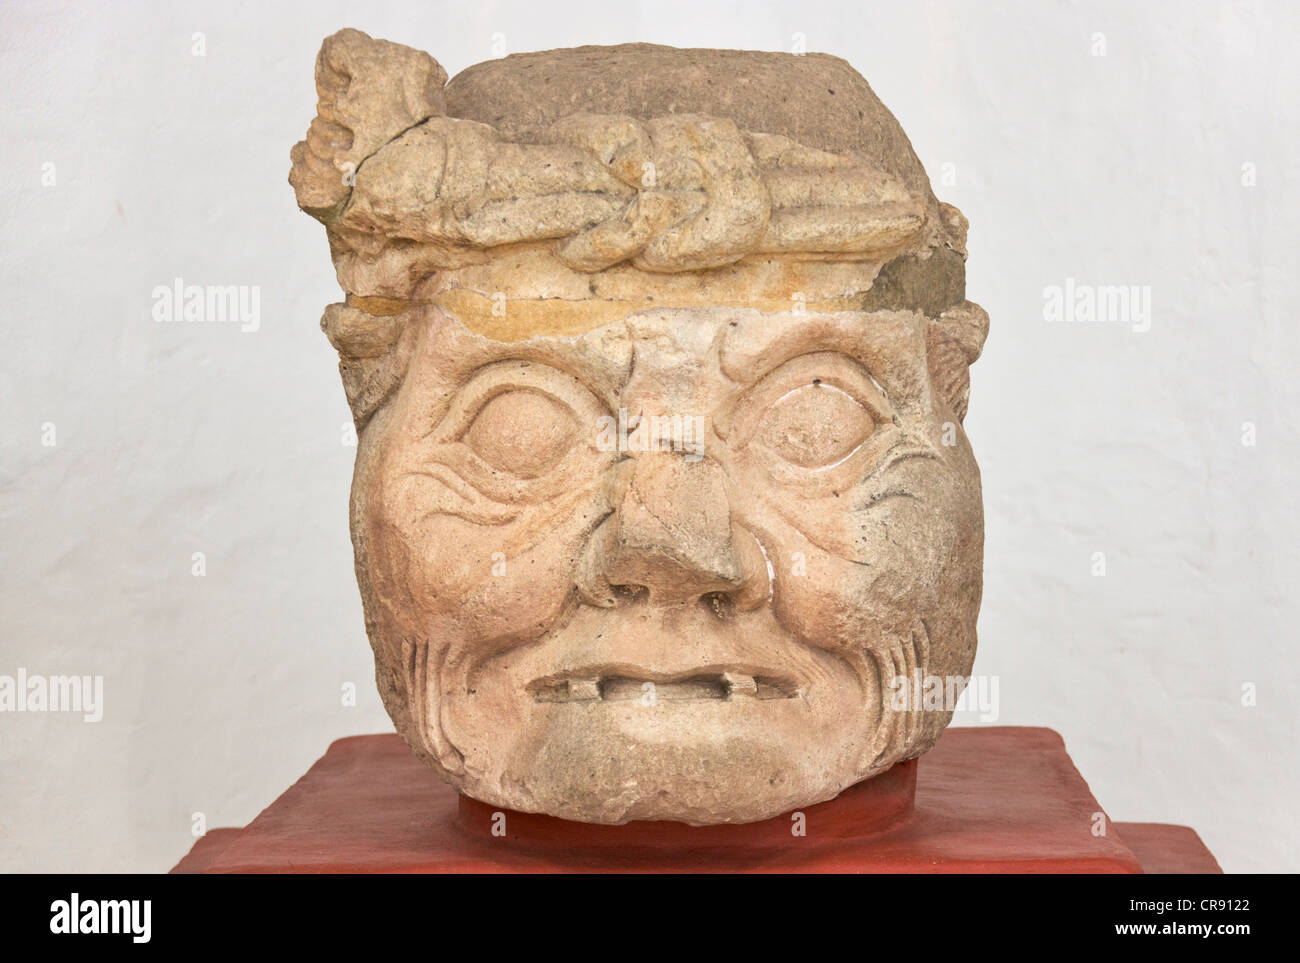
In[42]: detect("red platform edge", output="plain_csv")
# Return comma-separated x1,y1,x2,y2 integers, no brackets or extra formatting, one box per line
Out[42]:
172,727,1221,874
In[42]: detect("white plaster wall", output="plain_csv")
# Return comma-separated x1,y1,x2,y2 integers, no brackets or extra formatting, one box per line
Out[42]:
1,0,1295,872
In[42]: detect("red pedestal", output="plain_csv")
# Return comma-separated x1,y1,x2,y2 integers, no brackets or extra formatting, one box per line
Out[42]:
172,727,1220,874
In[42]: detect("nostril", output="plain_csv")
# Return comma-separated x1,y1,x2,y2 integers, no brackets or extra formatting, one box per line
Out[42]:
701,591,734,620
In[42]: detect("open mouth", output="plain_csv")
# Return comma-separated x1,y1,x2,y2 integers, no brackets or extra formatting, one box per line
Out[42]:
529,671,800,703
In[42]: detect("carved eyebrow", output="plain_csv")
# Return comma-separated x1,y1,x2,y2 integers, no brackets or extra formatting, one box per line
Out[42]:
420,357,612,447
468,339,631,413
718,310,931,413
716,313,873,383
711,349,891,444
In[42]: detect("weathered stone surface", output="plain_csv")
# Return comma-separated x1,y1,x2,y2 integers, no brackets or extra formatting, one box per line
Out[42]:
290,28,446,220
443,43,937,200
290,29,989,825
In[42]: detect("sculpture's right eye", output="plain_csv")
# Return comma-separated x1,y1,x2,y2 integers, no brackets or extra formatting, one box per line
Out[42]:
462,388,577,479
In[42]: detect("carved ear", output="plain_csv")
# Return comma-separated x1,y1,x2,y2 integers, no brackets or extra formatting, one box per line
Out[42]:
321,302,414,430
927,301,989,422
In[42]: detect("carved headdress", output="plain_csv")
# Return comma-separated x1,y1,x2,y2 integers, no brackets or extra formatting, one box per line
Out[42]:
291,29,988,425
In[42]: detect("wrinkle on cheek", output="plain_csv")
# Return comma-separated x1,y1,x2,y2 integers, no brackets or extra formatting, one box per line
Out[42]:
757,537,899,711
378,482,608,653
852,501,954,579
766,491,941,572
745,491,954,658
757,534,890,644
453,517,598,650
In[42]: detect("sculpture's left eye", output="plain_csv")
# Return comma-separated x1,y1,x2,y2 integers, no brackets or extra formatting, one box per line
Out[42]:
757,383,876,468
463,389,577,478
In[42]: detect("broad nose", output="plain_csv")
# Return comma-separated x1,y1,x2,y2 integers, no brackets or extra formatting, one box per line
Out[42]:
600,455,745,603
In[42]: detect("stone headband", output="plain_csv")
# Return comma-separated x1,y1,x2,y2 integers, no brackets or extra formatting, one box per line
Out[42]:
290,29,988,424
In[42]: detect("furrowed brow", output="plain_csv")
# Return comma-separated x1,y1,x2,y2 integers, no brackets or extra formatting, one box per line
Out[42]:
718,310,931,414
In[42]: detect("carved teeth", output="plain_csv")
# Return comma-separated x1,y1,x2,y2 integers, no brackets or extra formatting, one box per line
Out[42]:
530,672,796,703
722,672,758,698
567,678,602,701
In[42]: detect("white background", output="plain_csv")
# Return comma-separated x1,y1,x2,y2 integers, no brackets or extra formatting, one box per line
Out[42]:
1,0,1296,873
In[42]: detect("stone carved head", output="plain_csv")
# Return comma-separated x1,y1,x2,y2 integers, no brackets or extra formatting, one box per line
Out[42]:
291,29,989,824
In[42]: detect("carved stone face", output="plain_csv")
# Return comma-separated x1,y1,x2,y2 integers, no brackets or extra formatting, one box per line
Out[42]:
292,29,989,823
351,304,981,822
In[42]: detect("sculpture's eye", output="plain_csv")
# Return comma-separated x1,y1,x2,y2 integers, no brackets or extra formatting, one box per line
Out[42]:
757,382,876,468
463,389,577,478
